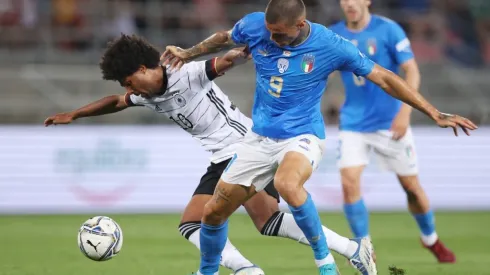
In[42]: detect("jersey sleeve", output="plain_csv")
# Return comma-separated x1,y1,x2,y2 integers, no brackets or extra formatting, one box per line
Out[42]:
183,59,219,87
124,93,145,106
387,22,414,65
334,34,375,77
230,12,264,45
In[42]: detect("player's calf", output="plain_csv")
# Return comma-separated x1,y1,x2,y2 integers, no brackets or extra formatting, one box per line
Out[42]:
178,194,258,272
340,166,370,239
199,180,255,275
275,152,336,271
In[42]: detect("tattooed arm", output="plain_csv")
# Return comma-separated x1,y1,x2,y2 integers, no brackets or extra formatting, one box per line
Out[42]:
161,30,237,70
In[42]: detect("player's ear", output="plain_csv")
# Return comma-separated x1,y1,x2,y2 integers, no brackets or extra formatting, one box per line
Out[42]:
296,19,306,30
139,65,147,73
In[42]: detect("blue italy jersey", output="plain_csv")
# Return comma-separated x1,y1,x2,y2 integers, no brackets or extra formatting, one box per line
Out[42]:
231,12,374,139
329,15,415,132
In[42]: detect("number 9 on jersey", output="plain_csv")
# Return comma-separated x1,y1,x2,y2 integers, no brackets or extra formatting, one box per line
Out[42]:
268,76,283,98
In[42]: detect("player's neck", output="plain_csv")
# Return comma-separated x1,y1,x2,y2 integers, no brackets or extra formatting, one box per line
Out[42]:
347,13,371,32
157,65,168,95
290,22,310,47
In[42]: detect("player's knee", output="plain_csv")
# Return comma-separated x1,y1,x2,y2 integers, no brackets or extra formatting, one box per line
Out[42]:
273,176,298,197
202,201,228,225
400,176,424,203
341,170,361,195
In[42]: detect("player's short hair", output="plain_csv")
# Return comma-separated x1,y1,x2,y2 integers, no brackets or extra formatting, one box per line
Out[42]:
99,34,160,84
265,0,306,26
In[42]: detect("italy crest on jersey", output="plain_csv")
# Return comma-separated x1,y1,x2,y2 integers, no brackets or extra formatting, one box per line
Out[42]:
301,54,315,74
367,38,377,56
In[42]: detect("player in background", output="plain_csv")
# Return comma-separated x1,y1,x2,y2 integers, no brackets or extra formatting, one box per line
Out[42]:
45,34,375,275
328,0,455,263
162,0,476,274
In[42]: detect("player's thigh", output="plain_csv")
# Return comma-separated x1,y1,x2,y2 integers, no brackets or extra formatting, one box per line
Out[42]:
221,132,276,192
203,179,256,225
243,183,280,232
337,131,370,169
275,135,325,190
373,129,419,176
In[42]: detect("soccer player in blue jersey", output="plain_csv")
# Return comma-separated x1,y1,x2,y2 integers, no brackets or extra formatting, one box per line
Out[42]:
162,0,477,274
328,0,456,263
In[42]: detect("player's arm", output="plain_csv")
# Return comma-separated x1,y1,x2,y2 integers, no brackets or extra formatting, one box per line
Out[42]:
161,13,257,69
161,29,237,70
389,59,421,139
398,59,421,115
335,32,476,136
44,94,130,126
213,47,251,77
365,65,476,135
386,22,422,139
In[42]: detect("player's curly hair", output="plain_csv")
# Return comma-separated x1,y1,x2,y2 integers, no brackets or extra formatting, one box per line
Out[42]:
99,34,160,84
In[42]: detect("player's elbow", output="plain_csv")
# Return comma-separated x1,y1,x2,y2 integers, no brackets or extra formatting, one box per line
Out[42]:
368,66,393,91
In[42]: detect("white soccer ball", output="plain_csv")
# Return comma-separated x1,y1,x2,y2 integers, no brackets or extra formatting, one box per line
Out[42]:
233,266,265,275
77,216,123,261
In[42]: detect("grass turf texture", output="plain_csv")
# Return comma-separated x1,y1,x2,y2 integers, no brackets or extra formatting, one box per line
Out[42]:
1,212,489,275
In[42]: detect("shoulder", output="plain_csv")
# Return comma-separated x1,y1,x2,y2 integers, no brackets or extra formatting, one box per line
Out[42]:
237,12,265,30
311,23,348,49
372,15,404,32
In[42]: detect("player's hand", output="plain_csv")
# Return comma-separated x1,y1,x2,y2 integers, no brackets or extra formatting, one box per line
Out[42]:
44,112,76,126
160,46,190,70
222,46,251,66
433,112,478,136
390,112,410,140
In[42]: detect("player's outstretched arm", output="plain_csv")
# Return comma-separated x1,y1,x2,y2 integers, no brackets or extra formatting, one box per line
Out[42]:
214,47,251,76
366,64,478,136
390,59,421,140
44,95,129,126
161,29,236,70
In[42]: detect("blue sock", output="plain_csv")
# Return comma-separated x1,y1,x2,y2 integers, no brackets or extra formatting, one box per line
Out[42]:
288,193,329,261
413,210,435,236
343,199,369,238
199,220,228,275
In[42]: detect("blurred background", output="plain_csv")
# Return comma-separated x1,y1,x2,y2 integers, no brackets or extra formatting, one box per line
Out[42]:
0,0,489,124
0,1,489,274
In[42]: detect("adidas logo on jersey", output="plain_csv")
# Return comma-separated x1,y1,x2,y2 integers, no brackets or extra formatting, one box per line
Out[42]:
154,105,162,111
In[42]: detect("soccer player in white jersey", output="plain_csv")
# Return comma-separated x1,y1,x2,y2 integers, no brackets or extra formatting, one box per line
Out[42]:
45,34,374,275
328,0,455,262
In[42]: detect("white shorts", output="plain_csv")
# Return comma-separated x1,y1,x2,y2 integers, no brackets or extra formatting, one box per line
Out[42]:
221,131,325,191
337,129,418,176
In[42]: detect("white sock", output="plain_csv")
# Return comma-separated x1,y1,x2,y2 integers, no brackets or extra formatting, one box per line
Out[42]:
276,213,358,258
188,228,254,272
315,253,336,267
421,232,438,246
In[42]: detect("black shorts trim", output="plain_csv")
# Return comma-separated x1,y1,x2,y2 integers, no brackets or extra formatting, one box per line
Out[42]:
192,158,280,203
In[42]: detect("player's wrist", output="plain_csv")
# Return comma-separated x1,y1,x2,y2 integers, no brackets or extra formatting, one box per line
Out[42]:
70,111,80,120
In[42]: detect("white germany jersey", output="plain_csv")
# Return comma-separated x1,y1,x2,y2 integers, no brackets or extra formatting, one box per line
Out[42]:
125,59,252,163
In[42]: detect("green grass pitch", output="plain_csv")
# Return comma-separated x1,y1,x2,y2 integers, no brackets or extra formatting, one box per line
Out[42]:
1,212,489,275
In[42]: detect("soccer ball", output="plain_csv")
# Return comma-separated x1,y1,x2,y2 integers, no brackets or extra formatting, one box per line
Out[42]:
233,266,265,275
77,216,123,261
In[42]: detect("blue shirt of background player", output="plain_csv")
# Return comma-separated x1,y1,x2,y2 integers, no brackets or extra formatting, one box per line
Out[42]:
231,12,375,139
329,15,415,132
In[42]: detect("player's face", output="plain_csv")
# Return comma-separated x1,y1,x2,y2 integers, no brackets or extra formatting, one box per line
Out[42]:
340,0,371,23
266,19,306,47
123,66,162,98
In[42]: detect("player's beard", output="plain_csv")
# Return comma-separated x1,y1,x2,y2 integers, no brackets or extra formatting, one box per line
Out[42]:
155,65,169,96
